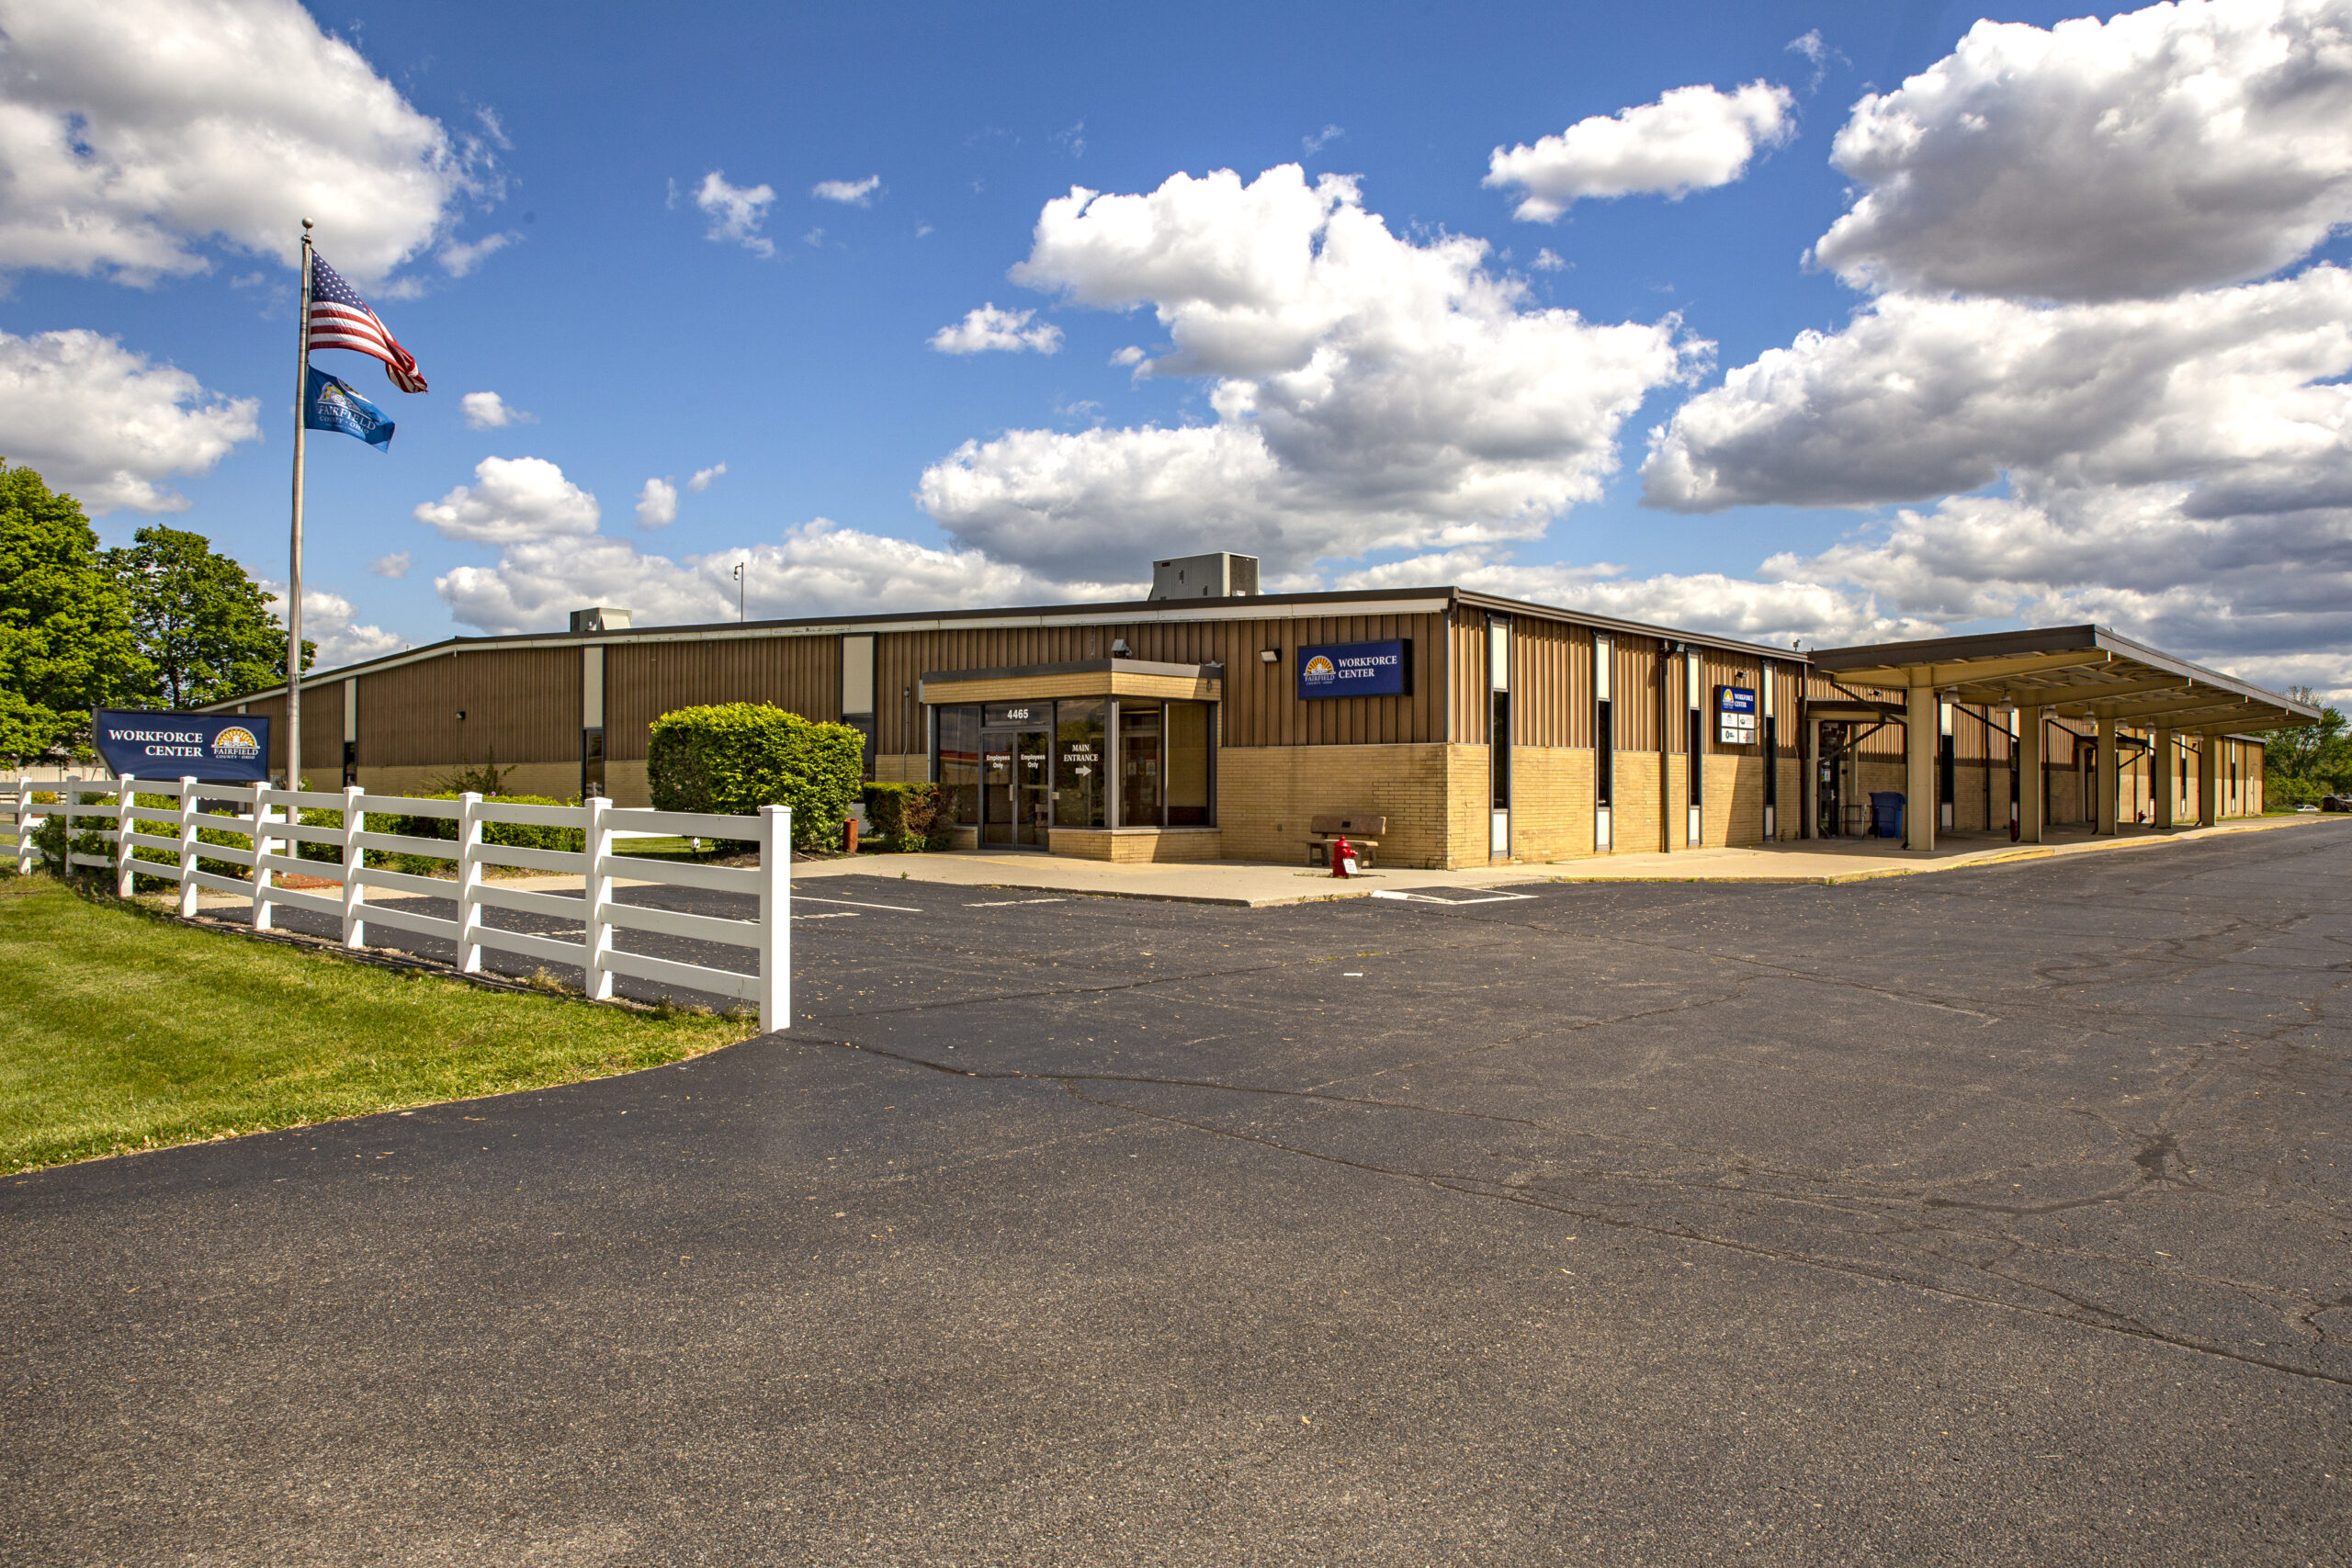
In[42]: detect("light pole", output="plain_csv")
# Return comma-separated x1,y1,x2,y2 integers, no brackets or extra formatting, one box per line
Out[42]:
733,560,745,622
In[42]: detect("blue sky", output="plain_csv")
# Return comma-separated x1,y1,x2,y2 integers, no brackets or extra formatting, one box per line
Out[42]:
7,0,2352,698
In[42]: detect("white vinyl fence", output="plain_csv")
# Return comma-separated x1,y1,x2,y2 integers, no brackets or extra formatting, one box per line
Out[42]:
1,776,790,1032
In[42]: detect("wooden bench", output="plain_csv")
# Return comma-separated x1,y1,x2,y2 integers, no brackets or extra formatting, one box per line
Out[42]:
1306,813,1385,867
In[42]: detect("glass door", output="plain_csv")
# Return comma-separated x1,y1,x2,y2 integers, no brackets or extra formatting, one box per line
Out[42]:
981,725,1053,848
1014,728,1050,846
981,730,1016,846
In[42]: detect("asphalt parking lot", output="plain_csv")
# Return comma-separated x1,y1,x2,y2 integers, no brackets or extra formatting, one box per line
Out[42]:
6,824,2350,1565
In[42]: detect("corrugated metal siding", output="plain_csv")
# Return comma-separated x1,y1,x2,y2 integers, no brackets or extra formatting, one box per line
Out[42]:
605,637,839,761
355,647,580,770
880,612,1450,752
1611,635,1665,751
1511,615,1589,749
243,687,344,778
1451,611,1488,745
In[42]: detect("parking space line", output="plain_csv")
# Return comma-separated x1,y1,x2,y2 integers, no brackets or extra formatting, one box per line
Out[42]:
965,898,1067,907
797,895,923,912
1369,888,1541,906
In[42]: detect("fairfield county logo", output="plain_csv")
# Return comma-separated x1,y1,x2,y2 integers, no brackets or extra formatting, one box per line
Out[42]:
1302,654,1338,685
211,727,262,760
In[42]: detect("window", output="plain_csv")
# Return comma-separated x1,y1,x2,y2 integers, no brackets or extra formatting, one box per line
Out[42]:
1053,699,1106,828
1488,615,1511,811
1119,702,1161,826
344,739,361,789
1595,701,1613,807
579,728,604,799
1167,702,1212,825
935,705,979,825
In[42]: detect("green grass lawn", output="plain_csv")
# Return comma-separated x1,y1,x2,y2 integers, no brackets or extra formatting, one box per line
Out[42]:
0,874,758,1173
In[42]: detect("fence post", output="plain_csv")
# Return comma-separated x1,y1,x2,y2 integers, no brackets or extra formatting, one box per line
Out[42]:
59,774,76,877
455,791,485,973
114,773,136,897
250,787,277,932
175,776,200,918
583,795,615,999
757,804,790,1032
341,784,368,949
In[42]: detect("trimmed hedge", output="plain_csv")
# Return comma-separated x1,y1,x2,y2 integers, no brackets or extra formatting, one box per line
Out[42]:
648,703,864,852
861,783,953,852
361,793,584,874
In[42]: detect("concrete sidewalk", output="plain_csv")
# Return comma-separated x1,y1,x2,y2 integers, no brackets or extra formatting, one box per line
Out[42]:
177,810,2335,912
797,810,2336,906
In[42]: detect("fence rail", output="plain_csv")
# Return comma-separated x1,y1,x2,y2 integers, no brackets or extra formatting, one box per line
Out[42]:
0,776,790,1031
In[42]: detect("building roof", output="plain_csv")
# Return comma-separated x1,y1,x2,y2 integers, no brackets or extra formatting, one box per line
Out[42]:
205,584,1805,706
1809,624,2318,733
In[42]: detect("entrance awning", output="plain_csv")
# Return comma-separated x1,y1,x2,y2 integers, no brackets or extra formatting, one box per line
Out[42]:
919,659,1222,706
1808,626,2320,734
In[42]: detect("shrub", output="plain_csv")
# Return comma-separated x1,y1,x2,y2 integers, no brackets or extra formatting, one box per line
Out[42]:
861,783,952,852
361,792,585,875
647,703,864,852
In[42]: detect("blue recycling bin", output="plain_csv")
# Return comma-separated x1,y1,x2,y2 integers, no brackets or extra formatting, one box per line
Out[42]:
1869,791,1905,840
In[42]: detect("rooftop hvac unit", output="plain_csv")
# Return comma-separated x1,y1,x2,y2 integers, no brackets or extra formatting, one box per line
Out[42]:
1148,552,1260,600
569,606,633,633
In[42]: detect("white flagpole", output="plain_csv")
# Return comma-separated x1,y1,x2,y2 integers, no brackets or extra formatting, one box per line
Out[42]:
287,220,313,788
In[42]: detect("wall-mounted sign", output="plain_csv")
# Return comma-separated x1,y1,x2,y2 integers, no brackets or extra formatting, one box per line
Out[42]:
92,709,274,783
1297,639,1411,699
1716,686,1758,746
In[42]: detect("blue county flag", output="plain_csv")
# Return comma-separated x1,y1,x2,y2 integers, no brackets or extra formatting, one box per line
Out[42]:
305,365,394,449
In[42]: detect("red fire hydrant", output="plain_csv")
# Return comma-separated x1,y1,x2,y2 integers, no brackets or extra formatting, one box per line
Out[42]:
1329,832,1355,878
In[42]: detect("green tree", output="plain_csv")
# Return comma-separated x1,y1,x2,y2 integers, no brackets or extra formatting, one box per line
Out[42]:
0,462,147,761
2262,686,2349,805
104,525,310,709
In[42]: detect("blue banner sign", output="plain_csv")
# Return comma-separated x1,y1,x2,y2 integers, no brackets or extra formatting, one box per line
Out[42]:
1716,685,1758,745
1298,639,1411,699
92,709,273,783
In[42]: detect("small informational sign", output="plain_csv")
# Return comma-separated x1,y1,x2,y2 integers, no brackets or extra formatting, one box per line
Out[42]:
92,709,273,782
1716,686,1758,746
1298,639,1411,699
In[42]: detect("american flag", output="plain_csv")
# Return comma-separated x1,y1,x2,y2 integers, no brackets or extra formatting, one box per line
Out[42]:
306,254,427,394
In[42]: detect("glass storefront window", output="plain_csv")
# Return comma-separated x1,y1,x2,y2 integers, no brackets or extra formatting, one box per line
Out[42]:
935,705,979,825
1053,699,1106,828
1167,701,1211,825
1119,702,1161,827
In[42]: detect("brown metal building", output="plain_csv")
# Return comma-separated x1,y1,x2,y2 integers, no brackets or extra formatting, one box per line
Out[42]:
209,573,2301,870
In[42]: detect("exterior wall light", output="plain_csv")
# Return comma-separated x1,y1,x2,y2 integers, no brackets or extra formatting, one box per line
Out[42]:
1111,638,1132,658
1260,649,1280,663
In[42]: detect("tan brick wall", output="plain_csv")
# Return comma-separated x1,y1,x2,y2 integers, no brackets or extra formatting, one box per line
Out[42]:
1612,751,1662,853
1667,753,1691,848
1216,743,1458,868
1448,744,1492,867
1702,754,1764,847
1504,747,1596,862
1046,828,1225,862
1776,756,1804,840
873,753,926,784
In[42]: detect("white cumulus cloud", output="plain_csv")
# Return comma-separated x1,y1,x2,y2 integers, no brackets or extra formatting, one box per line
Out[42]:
928,303,1064,355
1485,82,1796,220
687,462,726,492
635,476,678,528
1628,0,2352,698
811,175,881,206
0,328,260,513
0,0,489,285
1813,0,2352,301
459,390,529,430
367,550,410,579
414,457,600,544
434,518,1135,637
259,580,402,669
695,170,775,256
920,164,1698,582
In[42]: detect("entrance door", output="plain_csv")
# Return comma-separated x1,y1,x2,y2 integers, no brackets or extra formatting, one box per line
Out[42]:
981,726,1052,848
1816,721,1846,838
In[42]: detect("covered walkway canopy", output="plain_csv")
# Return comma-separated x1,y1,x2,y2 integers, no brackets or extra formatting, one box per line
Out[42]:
1808,625,2320,851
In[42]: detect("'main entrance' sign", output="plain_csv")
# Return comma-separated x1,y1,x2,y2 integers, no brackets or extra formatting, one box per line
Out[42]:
1297,639,1411,699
